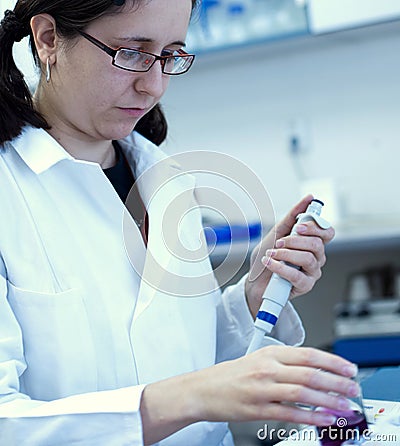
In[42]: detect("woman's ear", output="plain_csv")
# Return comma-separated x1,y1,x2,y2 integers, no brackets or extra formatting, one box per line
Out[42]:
30,14,58,66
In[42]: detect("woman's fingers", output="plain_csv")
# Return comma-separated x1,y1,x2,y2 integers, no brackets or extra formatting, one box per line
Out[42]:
253,346,358,391
272,234,326,265
247,347,359,424
267,383,352,413
274,194,315,240
261,254,319,296
272,366,357,396
192,346,358,427
260,227,332,297
247,197,334,300
267,346,357,377
264,249,320,276
256,402,337,427
264,367,358,414
295,220,335,245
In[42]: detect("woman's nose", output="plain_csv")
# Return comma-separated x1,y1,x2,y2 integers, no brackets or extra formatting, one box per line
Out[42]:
134,62,168,98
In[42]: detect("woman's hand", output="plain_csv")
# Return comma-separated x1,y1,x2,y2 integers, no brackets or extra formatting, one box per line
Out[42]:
245,195,335,319
140,346,359,445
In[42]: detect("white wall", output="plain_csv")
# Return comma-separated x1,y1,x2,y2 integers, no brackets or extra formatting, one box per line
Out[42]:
162,20,400,224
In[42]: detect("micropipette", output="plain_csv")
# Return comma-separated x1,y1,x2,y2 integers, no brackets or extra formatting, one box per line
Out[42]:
246,199,331,354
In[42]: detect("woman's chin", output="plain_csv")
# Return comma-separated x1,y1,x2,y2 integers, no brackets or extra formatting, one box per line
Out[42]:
102,122,137,141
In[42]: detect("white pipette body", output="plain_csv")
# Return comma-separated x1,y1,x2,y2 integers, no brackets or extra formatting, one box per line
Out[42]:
246,199,331,354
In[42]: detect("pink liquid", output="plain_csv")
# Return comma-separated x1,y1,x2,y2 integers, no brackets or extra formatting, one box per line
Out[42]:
316,409,369,446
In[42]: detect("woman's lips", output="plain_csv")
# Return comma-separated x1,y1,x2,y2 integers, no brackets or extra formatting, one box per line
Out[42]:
117,107,147,118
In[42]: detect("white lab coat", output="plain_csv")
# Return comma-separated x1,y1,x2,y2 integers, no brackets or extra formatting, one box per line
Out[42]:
0,126,305,446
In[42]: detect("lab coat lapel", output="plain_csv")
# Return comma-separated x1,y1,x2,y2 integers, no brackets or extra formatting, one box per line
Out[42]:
131,158,197,321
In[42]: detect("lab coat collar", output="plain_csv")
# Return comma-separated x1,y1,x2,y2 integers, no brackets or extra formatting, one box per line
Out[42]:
119,130,194,213
118,130,183,179
10,126,75,174
9,126,181,178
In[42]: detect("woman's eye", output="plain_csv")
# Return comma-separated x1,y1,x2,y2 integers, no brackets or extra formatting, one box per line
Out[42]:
161,50,176,57
119,49,139,60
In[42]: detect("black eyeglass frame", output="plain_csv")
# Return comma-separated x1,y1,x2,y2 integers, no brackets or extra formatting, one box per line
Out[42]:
78,31,195,75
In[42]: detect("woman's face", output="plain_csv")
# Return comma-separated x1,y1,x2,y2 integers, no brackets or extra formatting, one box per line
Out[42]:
46,0,192,142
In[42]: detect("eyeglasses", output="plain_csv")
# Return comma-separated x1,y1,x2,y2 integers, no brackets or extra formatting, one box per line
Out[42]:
78,31,195,75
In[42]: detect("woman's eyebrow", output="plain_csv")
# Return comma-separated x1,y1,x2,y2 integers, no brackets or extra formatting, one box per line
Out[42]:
117,36,186,47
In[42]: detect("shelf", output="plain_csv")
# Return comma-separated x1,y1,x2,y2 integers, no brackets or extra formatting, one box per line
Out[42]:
307,0,400,34
187,0,400,55
328,218,400,253
187,0,309,53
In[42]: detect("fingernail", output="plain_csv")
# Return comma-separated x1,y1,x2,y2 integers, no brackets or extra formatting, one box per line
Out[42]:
348,382,360,398
320,414,336,426
296,224,307,234
343,364,358,377
338,397,350,410
261,256,272,266
262,252,275,266
275,239,284,248
266,249,276,257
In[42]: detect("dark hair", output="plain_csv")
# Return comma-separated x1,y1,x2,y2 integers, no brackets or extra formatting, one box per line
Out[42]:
0,0,199,146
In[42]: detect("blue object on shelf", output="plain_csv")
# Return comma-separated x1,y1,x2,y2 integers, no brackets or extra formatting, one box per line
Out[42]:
204,222,262,245
228,4,245,15
333,336,400,367
199,0,220,37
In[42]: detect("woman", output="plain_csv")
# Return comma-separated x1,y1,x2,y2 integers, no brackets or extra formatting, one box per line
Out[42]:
0,1,358,445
